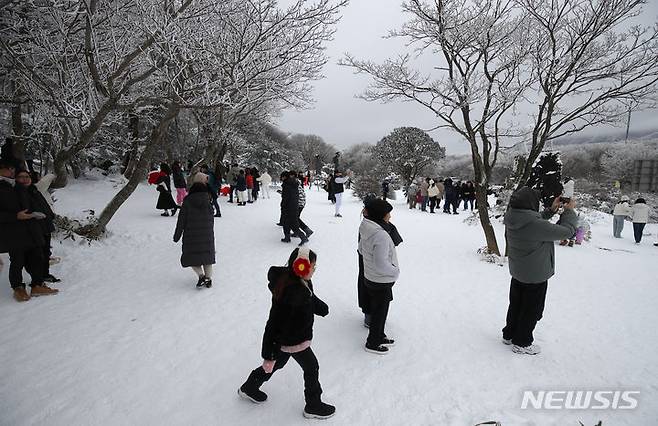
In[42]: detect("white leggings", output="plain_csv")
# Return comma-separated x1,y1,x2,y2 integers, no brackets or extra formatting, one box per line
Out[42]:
191,264,213,279
335,192,343,215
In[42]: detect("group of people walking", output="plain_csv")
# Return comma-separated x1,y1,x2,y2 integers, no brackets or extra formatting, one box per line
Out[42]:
406,177,476,214
612,196,652,243
279,171,314,245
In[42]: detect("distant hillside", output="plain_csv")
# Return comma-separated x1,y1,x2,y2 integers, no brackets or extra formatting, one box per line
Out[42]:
551,128,658,146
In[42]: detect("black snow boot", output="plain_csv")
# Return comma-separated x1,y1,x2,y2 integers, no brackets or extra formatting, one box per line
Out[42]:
281,237,291,243
303,402,336,419
204,278,212,288
364,343,389,355
196,276,206,288
238,386,268,404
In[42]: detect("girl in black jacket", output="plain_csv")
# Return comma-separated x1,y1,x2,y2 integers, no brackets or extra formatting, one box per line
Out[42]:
239,248,335,420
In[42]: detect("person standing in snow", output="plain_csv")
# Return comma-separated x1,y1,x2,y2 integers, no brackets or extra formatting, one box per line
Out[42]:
258,170,272,199
252,168,261,201
155,163,178,217
612,196,632,238
238,247,335,420
227,163,240,203
358,198,403,329
173,173,216,289
281,171,309,245
358,199,400,354
0,161,59,302
427,179,440,213
382,179,390,201
630,198,650,244
199,164,221,217
419,178,429,212
172,161,187,206
443,178,459,214
16,169,60,284
246,168,255,203
297,171,313,238
236,169,248,206
332,170,347,217
502,188,578,355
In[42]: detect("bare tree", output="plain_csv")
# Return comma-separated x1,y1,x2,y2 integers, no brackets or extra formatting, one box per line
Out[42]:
515,0,658,186
341,0,531,255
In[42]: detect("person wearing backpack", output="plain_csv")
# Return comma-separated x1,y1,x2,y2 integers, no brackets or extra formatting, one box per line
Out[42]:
238,248,335,420
630,198,650,244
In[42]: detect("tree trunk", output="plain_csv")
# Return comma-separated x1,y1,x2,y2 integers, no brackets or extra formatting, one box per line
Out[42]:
10,85,26,166
80,104,180,238
475,184,500,255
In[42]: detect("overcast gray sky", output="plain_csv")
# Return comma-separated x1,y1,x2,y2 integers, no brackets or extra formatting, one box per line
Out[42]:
277,0,658,155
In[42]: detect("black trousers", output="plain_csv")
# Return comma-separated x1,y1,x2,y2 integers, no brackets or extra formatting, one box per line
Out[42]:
229,185,235,202
633,222,646,243
365,281,393,347
283,215,305,240
242,347,322,405
429,196,438,213
298,206,311,233
357,253,369,314
502,278,548,347
9,246,45,288
210,195,221,215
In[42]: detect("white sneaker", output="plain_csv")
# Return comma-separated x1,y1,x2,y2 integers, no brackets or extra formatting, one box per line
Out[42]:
501,338,512,345
512,344,541,355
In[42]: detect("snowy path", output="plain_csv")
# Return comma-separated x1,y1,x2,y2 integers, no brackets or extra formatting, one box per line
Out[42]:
1,178,657,426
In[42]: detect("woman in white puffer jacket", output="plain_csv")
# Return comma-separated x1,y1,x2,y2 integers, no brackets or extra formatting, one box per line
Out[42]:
630,198,650,243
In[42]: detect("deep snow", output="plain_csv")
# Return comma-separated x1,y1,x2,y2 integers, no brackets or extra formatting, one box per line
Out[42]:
1,177,657,426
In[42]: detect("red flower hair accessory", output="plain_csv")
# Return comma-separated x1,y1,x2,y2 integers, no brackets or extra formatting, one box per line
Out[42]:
292,247,312,278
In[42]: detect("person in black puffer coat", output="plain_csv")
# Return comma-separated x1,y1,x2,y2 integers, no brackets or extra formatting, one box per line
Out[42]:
1,164,59,301
173,178,216,288
239,248,335,420
16,169,60,283
281,171,308,245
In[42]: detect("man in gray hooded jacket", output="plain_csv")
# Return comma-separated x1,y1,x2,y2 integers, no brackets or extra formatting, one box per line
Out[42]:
502,187,578,355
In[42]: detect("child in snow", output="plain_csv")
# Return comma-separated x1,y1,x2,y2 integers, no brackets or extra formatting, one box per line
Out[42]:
173,173,216,288
238,248,335,420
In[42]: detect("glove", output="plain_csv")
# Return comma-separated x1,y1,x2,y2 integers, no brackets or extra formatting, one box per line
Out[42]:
262,359,275,374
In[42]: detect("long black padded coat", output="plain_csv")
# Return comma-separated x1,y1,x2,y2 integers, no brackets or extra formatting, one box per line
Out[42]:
173,183,215,267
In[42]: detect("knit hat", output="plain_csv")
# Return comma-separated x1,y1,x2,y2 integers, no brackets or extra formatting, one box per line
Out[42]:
509,187,541,211
366,199,393,221
292,247,312,278
192,172,208,184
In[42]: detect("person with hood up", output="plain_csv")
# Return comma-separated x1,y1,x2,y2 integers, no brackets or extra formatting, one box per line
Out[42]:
630,198,650,244
502,187,578,355
238,248,335,420
358,199,400,355
612,195,632,238
173,173,216,288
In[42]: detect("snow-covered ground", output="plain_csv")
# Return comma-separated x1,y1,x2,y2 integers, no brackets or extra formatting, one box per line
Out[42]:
1,177,657,426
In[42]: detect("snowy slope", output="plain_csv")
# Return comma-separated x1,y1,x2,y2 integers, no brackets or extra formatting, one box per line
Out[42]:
1,178,657,426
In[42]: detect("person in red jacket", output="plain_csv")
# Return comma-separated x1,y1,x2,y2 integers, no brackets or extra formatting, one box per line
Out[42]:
246,168,255,203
